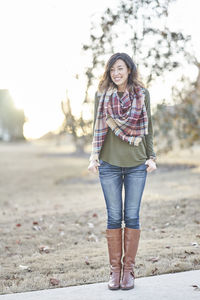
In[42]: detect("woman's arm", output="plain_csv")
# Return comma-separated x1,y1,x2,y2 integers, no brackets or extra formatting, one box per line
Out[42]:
144,89,156,161
88,91,100,173
92,91,100,135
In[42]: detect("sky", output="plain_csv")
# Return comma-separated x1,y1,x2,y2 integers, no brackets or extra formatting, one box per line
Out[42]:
0,0,200,139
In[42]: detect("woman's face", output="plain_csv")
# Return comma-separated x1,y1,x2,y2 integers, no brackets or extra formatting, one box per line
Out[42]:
110,59,130,89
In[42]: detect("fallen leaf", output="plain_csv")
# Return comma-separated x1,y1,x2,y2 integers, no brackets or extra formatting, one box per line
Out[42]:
19,265,32,272
191,285,200,291
92,213,98,218
152,267,158,275
39,245,50,253
50,278,59,286
193,259,200,265
194,220,200,224
33,221,39,225
148,257,159,263
185,250,195,255
88,233,98,242
85,256,90,265
19,265,28,270
191,242,199,247
33,225,41,231
87,222,94,228
16,223,21,227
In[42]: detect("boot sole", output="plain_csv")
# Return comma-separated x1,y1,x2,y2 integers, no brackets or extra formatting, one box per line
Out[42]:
108,286,120,290
120,285,134,290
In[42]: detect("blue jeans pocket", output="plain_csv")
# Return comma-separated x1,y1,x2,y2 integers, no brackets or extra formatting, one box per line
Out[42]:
99,159,104,166
99,159,110,166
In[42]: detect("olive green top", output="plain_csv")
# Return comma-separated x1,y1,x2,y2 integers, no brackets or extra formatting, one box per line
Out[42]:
92,88,156,167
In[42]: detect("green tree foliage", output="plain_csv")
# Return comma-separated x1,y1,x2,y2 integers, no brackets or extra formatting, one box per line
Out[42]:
0,90,25,141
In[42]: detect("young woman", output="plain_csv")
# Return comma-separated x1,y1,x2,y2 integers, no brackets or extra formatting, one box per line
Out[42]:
88,53,157,290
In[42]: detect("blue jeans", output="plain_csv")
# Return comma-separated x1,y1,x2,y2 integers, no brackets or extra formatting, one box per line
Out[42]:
98,160,147,229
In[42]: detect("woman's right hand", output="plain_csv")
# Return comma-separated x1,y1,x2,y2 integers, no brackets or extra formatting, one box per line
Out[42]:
88,160,100,174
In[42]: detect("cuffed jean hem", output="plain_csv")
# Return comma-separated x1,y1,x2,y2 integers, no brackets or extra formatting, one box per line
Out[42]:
124,217,140,229
107,224,122,229
107,218,122,229
107,222,140,229
124,224,140,229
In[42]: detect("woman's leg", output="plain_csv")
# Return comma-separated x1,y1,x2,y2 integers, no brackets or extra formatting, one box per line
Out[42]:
121,162,147,290
98,160,123,290
98,160,123,229
123,162,147,229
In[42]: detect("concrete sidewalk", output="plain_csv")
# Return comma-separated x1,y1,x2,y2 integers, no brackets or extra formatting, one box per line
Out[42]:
0,270,200,300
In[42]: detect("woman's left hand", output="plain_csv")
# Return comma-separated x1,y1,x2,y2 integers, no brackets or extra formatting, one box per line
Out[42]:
145,159,157,173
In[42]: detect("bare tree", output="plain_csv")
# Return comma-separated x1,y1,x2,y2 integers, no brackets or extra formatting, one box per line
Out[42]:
0,90,25,141
61,91,93,154
82,0,191,100
153,58,200,154
172,58,200,147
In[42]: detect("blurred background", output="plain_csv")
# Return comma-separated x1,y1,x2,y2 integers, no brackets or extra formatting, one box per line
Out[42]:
0,0,200,295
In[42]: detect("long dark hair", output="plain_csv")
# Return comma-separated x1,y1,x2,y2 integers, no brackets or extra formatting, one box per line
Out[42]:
98,52,145,93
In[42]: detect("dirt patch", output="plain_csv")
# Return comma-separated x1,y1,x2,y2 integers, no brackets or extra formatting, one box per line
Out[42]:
0,142,200,294
55,176,99,185
156,162,196,172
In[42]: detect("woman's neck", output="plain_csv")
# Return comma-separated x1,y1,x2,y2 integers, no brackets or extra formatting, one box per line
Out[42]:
117,83,127,92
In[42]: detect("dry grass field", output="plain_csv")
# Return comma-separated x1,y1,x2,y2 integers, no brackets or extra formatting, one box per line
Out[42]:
0,140,200,294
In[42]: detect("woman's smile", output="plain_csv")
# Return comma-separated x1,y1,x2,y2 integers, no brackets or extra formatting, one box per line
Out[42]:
110,59,130,90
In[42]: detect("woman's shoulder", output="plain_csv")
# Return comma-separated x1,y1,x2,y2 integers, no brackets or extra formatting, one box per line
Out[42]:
94,91,99,103
95,90,102,98
142,87,150,102
94,90,104,103
140,86,149,97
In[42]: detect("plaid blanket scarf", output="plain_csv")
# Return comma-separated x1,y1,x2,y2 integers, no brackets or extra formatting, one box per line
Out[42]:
89,85,148,162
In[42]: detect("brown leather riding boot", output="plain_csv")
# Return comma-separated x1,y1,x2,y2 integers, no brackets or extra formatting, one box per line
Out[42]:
121,228,140,290
106,228,122,290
